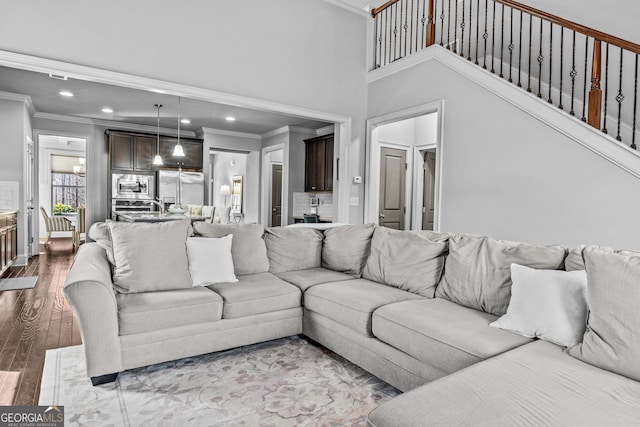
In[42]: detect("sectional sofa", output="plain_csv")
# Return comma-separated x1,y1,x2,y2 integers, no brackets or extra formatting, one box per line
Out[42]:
63,220,640,425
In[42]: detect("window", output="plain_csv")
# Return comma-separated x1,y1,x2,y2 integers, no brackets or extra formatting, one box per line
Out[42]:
51,173,86,211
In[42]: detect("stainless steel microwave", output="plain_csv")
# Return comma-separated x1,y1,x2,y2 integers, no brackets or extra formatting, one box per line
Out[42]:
112,174,155,200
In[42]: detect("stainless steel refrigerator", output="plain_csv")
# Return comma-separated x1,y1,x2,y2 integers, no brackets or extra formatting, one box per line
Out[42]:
158,170,205,206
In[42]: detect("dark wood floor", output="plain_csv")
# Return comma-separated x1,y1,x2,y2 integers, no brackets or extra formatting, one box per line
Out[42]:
0,238,81,406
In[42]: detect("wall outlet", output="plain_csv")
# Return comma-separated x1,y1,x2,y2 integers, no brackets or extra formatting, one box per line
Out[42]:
353,176,363,184
349,196,360,207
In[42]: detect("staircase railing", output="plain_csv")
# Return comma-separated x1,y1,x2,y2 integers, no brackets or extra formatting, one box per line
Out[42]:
371,0,640,149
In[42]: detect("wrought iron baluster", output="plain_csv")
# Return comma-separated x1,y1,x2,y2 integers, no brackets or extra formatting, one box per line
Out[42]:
460,0,465,57
615,47,624,141
499,4,505,78
447,0,451,49
632,54,638,149
393,4,398,61
570,31,577,115
581,37,588,121
467,0,473,60
527,14,532,92
491,1,496,73
422,0,427,50
374,14,379,69
440,0,445,46
558,27,564,109
410,0,414,54
453,0,458,53
603,43,610,133
384,9,388,66
537,18,543,98
400,0,405,58
475,0,480,64
483,0,488,69
548,22,553,103
508,7,514,82
517,10,523,87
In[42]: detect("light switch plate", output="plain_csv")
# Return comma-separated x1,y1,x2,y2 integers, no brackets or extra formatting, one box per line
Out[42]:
349,196,360,206
353,176,363,184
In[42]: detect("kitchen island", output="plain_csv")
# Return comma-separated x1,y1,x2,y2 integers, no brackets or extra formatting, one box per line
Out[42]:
112,211,207,223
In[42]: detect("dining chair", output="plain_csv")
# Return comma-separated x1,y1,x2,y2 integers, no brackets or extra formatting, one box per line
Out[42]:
75,206,86,247
40,206,76,248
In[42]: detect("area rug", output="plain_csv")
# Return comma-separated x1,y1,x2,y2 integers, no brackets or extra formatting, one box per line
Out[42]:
0,276,37,291
39,336,400,426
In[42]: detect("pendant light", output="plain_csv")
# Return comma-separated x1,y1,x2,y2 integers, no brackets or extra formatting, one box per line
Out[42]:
152,104,164,166
173,96,185,157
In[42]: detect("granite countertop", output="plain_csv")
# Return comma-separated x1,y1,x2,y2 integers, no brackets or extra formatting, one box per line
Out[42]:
113,211,206,223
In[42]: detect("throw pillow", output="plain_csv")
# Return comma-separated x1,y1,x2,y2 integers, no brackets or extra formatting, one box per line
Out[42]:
564,244,615,271
436,234,567,316
568,247,640,381
322,223,376,277
362,227,448,297
192,222,269,275
186,235,237,286
109,220,193,293
264,227,324,274
490,263,588,347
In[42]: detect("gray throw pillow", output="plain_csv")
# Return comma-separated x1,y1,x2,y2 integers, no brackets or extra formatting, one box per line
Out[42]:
192,222,269,275
322,223,376,277
109,220,193,293
564,244,614,271
435,234,567,316
87,220,115,265
362,227,448,297
568,248,640,381
264,227,324,274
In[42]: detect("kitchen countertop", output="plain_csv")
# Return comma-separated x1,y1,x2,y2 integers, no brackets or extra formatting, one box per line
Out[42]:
112,211,207,223
293,216,333,222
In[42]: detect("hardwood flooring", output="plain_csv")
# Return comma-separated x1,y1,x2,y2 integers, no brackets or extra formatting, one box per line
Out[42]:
0,238,80,406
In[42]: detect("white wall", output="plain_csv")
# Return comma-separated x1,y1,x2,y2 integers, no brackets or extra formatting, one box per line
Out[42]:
0,1,369,223
368,57,640,250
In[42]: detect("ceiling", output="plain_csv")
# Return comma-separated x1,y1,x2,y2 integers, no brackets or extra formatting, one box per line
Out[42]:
0,66,331,136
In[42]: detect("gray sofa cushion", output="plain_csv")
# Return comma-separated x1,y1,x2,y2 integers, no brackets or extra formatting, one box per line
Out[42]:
275,267,356,292
564,244,615,271
304,279,423,337
207,272,301,319
362,227,448,297
117,287,223,335
372,299,532,374
568,247,640,382
322,223,376,276
436,234,567,315
264,227,324,273
87,220,115,264
109,220,193,293
367,340,640,427
193,223,269,275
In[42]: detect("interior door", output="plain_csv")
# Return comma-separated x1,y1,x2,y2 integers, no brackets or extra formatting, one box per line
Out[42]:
271,164,283,227
378,147,406,230
422,151,436,231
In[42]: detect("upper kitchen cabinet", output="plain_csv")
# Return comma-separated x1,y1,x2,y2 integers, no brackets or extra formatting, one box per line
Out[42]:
305,134,334,192
108,131,156,172
159,138,203,170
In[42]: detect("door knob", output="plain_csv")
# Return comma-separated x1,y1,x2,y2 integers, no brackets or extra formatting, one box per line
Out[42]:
273,208,277,212
379,214,386,219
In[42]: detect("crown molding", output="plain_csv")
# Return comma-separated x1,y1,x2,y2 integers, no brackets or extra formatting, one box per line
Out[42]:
260,126,290,140
0,90,36,115
323,0,369,17
316,125,335,136
33,112,196,137
288,126,318,136
200,127,262,140
261,125,322,140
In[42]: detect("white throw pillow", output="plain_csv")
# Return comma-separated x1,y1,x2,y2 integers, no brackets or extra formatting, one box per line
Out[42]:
186,235,238,286
490,263,588,347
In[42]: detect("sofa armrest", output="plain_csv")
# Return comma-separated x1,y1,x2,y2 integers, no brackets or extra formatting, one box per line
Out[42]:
63,243,123,377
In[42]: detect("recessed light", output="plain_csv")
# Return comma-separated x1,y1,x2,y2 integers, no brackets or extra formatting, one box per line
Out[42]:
59,90,74,97
225,116,236,122
102,107,114,113
181,118,191,124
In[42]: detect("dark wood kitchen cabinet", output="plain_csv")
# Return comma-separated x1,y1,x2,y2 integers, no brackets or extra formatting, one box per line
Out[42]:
305,134,334,192
0,210,18,278
108,131,156,172
159,138,203,170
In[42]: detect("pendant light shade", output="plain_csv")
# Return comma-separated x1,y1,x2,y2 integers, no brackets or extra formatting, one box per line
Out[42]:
173,96,185,157
153,104,164,166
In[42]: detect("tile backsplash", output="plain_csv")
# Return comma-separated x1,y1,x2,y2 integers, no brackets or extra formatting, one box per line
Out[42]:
0,181,19,210
293,192,333,218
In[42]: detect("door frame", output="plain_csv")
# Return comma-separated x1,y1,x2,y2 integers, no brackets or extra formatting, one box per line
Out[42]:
261,143,288,227
365,100,445,230
412,146,437,231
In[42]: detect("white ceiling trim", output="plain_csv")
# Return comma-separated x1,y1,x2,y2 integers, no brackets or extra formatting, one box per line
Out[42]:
0,90,36,115
323,0,370,17
316,125,336,136
33,112,197,137
0,50,350,125
200,127,262,140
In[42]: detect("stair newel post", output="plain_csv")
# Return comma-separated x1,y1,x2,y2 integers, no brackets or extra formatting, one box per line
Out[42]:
587,39,603,129
426,0,436,46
